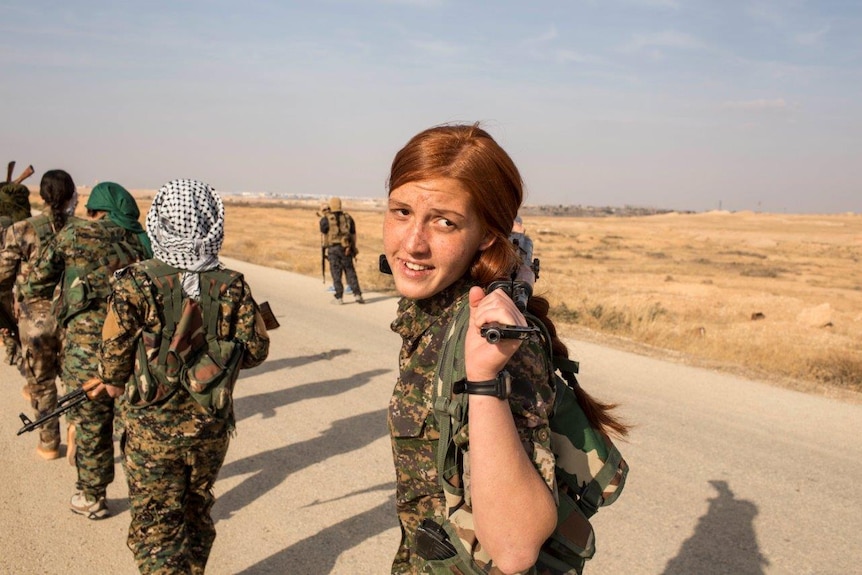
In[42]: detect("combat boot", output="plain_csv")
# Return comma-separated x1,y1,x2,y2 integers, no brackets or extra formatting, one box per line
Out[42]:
36,441,60,460
69,491,109,519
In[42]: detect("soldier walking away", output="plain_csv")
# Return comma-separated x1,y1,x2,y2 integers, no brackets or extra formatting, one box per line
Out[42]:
24,181,150,518
319,196,364,304
85,179,270,574
0,171,34,369
0,169,71,461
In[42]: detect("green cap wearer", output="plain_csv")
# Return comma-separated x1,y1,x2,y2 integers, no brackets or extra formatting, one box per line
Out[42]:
86,181,153,258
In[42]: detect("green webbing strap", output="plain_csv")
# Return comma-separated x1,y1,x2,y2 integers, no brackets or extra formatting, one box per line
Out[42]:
200,269,241,342
578,446,623,518
138,260,182,367
433,297,471,499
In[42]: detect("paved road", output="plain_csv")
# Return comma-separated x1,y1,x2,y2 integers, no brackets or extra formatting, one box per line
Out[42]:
1,258,860,574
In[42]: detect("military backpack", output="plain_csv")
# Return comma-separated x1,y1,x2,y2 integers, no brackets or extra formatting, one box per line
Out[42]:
424,298,629,574
325,211,357,255
126,260,245,426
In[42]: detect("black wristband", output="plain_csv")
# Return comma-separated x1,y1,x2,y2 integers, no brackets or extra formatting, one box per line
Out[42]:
453,370,511,399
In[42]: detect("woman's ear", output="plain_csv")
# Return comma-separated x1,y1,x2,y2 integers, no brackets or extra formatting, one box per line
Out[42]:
478,233,496,252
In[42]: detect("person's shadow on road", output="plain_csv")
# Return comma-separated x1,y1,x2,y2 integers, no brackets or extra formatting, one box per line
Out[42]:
214,408,388,522
663,479,768,575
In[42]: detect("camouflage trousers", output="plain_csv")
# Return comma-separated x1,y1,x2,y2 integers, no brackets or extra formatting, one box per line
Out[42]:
123,431,230,575
18,299,62,449
328,245,362,299
64,308,115,496
1,289,21,367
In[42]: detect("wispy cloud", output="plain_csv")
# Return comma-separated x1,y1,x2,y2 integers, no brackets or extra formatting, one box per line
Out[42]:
722,98,789,111
627,0,681,9
621,30,705,53
795,25,830,46
410,38,460,56
521,25,559,47
556,49,603,65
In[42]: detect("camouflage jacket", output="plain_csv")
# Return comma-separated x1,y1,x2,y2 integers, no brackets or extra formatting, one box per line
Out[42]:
388,278,557,574
23,217,147,323
0,214,55,301
99,261,270,444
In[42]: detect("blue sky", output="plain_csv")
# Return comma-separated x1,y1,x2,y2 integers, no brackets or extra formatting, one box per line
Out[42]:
1,0,859,213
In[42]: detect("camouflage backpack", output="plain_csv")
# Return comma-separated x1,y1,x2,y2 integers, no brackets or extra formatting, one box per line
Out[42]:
425,299,628,574
126,260,244,425
55,222,143,325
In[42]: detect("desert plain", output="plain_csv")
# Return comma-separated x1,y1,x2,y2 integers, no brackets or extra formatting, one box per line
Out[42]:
69,192,862,399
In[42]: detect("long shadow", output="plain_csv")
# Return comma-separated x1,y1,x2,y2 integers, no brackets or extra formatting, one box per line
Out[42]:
236,491,397,575
234,368,390,423
214,408,388,521
662,480,768,575
243,349,351,378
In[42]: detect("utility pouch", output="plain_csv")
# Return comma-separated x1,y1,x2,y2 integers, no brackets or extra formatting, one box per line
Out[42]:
182,338,243,419
127,330,177,408
415,519,458,561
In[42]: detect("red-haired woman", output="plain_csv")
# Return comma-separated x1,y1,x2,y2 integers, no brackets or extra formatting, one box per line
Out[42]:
384,124,627,574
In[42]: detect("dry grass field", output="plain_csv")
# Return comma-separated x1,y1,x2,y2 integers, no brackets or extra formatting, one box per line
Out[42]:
71,192,862,399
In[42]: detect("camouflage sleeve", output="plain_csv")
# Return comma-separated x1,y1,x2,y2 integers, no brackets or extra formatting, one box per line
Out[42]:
223,276,269,369
505,337,558,496
99,269,149,386
0,226,21,287
20,233,65,301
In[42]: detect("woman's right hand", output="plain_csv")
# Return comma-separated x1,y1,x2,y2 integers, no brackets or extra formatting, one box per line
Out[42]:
464,285,525,382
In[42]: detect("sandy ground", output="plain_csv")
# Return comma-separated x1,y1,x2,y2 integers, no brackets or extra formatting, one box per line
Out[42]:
1,258,860,574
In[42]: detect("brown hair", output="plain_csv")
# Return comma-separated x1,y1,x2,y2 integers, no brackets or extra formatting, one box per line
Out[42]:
388,123,628,437
39,169,75,231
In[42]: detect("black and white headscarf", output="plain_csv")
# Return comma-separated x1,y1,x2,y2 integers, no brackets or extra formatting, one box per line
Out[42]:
146,179,225,299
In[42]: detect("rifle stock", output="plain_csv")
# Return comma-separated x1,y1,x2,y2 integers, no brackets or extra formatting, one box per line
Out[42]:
17,386,87,435
12,165,34,185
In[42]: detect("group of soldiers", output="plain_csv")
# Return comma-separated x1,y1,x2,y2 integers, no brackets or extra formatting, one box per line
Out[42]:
0,164,152,521
1,169,271,573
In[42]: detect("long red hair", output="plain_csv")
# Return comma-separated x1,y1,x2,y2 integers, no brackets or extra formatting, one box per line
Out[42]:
388,124,628,437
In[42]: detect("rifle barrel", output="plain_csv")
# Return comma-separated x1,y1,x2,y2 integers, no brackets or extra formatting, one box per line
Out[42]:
16,387,88,435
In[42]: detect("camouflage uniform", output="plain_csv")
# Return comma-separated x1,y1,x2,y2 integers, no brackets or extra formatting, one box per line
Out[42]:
0,214,63,452
0,215,19,366
99,263,269,575
24,217,147,497
319,207,363,301
388,278,557,574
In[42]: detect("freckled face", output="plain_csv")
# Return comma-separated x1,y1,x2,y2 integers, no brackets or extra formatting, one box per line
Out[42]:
383,178,494,300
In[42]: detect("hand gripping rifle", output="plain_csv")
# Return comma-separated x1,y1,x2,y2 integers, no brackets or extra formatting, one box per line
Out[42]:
17,386,88,435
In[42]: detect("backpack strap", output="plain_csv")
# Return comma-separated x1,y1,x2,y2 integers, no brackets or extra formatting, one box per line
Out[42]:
136,259,184,366
432,295,471,511
199,268,243,341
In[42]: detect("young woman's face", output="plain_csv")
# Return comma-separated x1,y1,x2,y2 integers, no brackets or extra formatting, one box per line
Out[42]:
384,177,494,300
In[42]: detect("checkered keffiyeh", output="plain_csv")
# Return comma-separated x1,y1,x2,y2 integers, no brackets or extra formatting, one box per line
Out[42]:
146,179,225,299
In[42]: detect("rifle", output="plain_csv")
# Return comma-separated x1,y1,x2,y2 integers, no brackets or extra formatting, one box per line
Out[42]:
321,243,327,283
17,386,88,435
12,164,34,185
6,161,14,183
